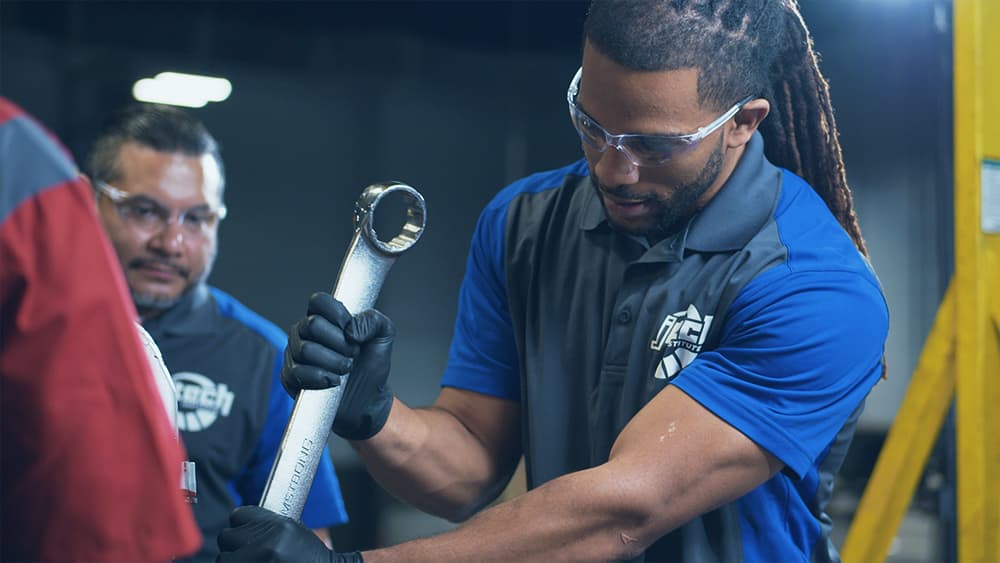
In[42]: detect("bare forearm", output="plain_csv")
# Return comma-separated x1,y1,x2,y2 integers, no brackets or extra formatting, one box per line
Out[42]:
358,388,783,563
362,463,653,563
352,398,514,520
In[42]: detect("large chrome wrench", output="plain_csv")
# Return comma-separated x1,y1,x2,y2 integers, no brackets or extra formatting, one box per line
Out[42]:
259,182,426,519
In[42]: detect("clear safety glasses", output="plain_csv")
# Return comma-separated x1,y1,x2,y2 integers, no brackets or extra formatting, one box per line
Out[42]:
94,180,226,237
567,66,753,167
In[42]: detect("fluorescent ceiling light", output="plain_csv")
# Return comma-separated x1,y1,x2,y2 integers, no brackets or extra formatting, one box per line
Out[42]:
132,72,232,108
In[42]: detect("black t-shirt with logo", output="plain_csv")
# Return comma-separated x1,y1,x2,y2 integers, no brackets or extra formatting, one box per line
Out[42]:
144,284,348,563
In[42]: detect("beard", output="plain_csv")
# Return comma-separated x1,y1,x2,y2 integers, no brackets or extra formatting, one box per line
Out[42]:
129,249,217,314
132,288,184,312
594,135,725,241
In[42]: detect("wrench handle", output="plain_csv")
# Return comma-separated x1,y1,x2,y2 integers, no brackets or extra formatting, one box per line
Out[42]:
258,182,425,520
258,235,395,518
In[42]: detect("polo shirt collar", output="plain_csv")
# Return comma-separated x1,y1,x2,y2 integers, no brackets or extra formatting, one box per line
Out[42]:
684,132,781,252
142,282,218,338
578,132,781,253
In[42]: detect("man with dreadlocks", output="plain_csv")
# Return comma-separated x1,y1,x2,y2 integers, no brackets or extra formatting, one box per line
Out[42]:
218,1,888,561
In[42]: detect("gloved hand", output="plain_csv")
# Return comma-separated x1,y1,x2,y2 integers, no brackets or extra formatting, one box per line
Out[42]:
217,505,362,563
283,292,396,440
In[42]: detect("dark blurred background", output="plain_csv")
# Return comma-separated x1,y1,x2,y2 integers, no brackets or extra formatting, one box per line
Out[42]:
0,1,956,559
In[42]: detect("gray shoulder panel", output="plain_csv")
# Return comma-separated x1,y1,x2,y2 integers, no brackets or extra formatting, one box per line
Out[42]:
0,115,79,223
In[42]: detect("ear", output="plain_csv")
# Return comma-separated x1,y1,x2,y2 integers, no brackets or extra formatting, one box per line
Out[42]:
726,98,770,149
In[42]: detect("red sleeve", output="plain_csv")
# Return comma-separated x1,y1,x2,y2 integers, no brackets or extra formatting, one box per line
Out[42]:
1,107,202,562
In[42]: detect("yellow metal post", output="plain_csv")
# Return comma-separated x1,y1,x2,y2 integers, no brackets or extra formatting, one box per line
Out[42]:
844,1,1000,560
954,0,1000,561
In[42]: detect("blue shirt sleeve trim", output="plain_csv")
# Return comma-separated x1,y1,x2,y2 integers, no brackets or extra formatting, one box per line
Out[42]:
671,268,888,479
441,160,588,400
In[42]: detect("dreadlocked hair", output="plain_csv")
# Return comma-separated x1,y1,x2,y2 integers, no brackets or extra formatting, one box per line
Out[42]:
584,0,870,256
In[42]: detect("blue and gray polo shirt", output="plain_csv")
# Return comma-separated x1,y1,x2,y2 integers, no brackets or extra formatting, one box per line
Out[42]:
442,133,888,562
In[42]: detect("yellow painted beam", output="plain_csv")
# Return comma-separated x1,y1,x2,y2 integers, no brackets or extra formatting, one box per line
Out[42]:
953,0,1000,560
992,250,1000,334
986,246,1000,557
845,2,999,560
841,285,956,563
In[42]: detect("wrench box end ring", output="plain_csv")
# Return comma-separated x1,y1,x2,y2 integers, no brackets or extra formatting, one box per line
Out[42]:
354,182,426,256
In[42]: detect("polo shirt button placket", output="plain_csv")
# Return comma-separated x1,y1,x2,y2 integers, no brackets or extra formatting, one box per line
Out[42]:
617,307,632,325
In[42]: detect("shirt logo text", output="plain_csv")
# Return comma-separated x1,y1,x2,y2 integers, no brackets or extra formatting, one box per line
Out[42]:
651,304,714,380
173,371,235,432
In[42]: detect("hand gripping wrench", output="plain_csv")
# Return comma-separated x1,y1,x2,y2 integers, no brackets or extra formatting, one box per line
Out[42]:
259,182,426,519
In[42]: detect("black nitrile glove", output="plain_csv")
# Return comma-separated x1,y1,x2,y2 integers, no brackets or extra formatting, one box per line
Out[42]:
283,293,358,393
217,505,362,563
283,292,396,440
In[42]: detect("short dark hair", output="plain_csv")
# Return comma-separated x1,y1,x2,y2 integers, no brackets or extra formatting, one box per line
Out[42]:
584,0,869,258
86,103,225,195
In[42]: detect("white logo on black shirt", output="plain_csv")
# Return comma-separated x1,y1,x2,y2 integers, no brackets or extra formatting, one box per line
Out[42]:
173,371,235,432
651,304,714,380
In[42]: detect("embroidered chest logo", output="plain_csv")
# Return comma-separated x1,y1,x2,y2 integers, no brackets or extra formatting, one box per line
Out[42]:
650,304,714,381
173,371,235,432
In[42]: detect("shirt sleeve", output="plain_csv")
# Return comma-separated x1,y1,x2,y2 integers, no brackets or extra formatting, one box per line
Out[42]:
234,340,349,528
440,200,520,400
0,101,202,562
670,267,889,479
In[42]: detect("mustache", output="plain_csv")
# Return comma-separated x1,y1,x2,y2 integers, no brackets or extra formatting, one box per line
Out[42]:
595,181,656,203
128,257,190,278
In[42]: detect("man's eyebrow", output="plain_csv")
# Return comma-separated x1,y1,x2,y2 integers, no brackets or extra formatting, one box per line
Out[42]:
121,194,214,211
121,193,162,205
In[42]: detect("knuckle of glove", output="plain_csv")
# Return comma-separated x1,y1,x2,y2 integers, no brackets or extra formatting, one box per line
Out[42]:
347,309,395,343
280,364,306,394
291,365,340,390
299,341,352,374
307,292,352,327
300,315,330,342
303,314,359,357
288,335,309,364
307,291,333,313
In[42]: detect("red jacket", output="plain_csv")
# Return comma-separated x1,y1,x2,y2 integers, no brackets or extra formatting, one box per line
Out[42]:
0,98,202,562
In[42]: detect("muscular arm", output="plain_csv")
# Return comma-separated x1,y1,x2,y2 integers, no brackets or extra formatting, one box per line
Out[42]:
362,385,782,563
352,387,522,521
